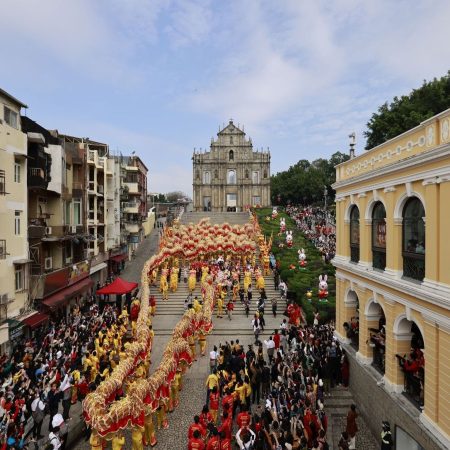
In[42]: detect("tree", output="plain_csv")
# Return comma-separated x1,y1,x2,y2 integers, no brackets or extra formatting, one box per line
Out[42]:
270,152,348,205
165,191,189,202
364,71,450,149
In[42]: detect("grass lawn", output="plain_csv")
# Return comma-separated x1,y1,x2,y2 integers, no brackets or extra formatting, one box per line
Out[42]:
254,207,336,324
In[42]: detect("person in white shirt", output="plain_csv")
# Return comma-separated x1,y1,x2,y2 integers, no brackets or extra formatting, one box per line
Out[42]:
209,345,218,373
263,336,275,363
236,426,256,449
48,428,62,450
31,393,45,439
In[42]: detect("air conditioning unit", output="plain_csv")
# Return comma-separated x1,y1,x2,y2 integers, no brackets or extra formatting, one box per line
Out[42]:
66,256,72,264
0,294,8,305
70,226,77,233
44,257,53,270
45,227,52,235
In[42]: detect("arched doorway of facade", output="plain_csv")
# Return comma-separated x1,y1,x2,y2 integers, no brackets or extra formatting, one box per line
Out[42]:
343,290,359,350
394,317,425,410
366,301,386,374
402,197,425,281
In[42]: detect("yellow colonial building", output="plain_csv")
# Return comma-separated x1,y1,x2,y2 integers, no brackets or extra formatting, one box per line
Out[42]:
333,109,450,449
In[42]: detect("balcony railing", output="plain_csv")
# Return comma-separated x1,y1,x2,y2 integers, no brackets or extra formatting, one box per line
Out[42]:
29,167,45,178
403,253,425,281
28,167,47,189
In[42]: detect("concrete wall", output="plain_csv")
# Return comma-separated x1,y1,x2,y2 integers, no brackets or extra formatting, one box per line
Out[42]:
344,343,445,450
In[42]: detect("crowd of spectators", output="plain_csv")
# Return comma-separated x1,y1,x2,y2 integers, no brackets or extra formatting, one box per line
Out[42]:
188,319,353,449
0,298,129,449
285,207,336,263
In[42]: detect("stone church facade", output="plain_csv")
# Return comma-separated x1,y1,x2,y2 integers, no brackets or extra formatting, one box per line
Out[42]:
192,120,271,212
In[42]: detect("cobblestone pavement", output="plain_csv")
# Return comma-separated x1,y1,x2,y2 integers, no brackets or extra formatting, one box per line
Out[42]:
335,414,378,450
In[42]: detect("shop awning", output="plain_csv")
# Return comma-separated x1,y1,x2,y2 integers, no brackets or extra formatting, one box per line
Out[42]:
42,278,93,309
110,254,128,263
96,277,137,295
21,312,49,329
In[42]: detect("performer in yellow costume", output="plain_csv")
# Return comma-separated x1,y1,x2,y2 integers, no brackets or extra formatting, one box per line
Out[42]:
89,430,104,450
161,276,169,301
159,266,168,293
198,330,207,356
216,295,224,318
256,270,265,290
156,398,169,430
112,432,125,450
144,412,157,447
263,252,270,276
243,269,252,292
131,427,144,450
201,265,209,282
193,296,202,313
188,267,196,293
188,333,197,360
170,266,179,292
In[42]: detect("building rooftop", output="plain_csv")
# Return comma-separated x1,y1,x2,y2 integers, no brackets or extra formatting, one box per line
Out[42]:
0,87,28,109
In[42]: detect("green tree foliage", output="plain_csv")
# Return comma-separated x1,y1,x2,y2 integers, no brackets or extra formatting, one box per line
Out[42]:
365,71,450,149
164,191,187,202
271,152,349,205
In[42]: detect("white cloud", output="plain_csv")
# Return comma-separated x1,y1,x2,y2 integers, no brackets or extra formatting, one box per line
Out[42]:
164,0,213,48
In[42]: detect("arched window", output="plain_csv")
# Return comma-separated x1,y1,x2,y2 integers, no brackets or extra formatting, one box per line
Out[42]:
245,169,249,179
402,198,425,280
229,150,234,161
227,169,236,184
263,169,268,178
372,202,386,270
203,171,210,184
350,205,360,263
214,169,218,179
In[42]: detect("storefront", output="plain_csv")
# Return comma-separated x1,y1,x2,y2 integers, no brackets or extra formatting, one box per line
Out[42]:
39,260,93,318
20,311,49,338
41,277,93,318
7,318,24,349
109,253,128,275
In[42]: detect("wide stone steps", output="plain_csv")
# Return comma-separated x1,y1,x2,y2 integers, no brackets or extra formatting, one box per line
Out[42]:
151,272,284,336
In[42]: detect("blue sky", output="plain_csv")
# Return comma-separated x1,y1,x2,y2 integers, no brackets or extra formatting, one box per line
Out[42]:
1,0,450,195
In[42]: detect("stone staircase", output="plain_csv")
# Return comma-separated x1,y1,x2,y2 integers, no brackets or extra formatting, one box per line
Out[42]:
153,272,284,336
180,211,251,225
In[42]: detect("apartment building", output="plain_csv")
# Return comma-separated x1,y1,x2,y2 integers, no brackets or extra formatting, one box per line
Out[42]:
333,109,450,449
120,155,148,257
0,89,29,352
24,120,92,319
106,156,128,274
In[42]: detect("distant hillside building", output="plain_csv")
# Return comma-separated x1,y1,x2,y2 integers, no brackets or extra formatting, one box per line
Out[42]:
192,120,271,212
